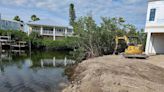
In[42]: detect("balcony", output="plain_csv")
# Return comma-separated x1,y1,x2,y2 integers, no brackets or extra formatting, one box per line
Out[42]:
32,29,40,33
55,31,65,36
42,30,53,36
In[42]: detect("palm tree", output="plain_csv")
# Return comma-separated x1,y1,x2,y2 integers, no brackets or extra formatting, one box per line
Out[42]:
31,15,40,21
69,3,76,26
13,16,21,21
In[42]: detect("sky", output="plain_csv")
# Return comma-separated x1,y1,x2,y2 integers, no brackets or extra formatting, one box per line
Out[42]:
0,0,148,30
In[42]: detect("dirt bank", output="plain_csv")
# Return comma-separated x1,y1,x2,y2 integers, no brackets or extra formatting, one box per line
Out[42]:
63,55,164,92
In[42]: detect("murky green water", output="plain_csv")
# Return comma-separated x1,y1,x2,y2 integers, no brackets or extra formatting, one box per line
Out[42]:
0,51,75,92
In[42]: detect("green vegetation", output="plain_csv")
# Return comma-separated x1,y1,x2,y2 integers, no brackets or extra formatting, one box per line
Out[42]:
72,16,146,62
31,15,40,21
0,29,28,41
28,31,76,50
0,14,146,62
0,30,76,50
13,16,23,22
69,3,76,26
13,15,40,22
13,16,21,21
1,12,146,62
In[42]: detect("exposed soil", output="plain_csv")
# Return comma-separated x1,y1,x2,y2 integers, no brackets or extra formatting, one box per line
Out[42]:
63,55,164,92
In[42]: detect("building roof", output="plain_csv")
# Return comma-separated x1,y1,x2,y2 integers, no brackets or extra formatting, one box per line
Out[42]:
148,0,162,2
0,18,23,24
27,19,73,29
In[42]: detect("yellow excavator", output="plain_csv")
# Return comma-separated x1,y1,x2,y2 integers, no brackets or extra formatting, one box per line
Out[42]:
114,35,148,59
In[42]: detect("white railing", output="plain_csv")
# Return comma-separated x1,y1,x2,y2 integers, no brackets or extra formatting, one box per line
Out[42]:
55,32,65,36
43,30,53,35
32,29,40,33
0,36,11,42
41,30,73,36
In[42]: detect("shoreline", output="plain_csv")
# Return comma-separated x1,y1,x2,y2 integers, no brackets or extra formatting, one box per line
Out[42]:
63,55,164,92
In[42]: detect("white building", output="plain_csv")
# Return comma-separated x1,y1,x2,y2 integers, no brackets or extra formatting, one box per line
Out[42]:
27,20,73,40
145,0,164,54
0,14,24,31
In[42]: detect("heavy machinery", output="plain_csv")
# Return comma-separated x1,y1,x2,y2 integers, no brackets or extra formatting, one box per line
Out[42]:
114,35,148,59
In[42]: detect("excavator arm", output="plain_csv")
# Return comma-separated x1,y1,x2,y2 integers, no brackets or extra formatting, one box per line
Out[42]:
113,35,129,54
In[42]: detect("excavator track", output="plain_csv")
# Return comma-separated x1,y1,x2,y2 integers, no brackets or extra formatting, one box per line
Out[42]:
123,54,149,59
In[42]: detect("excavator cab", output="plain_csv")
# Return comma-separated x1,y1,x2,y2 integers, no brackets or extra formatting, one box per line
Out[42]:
125,36,143,54
114,35,148,59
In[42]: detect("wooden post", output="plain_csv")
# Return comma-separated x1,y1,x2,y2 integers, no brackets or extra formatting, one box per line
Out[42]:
0,42,2,54
9,35,11,51
41,59,44,68
19,41,21,54
29,40,31,58
53,27,56,40
65,28,68,38
64,57,67,66
53,57,56,67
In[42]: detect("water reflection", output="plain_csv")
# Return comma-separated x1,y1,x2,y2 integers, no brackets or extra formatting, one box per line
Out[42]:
0,51,75,92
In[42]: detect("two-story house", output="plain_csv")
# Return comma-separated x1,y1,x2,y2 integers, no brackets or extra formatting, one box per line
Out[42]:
145,0,164,54
27,20,73,40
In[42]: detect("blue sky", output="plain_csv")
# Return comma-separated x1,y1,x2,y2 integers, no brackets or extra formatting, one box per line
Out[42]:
0,0,148,30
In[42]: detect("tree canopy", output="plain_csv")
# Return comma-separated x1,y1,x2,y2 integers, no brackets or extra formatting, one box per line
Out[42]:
69,3,76,26
31,15,40,21
72,16,146,61
13,16,21,21
13,16,24,23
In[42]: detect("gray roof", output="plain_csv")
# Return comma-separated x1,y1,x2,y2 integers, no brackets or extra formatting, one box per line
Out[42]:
148,0,162,2
1,18,24,24
27,19,73,29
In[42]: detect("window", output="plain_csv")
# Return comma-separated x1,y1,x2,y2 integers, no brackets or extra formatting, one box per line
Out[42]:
149,8,156,21
56,28,65,32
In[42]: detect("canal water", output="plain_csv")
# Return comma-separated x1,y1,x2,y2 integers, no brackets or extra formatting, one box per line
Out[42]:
0,51,75,92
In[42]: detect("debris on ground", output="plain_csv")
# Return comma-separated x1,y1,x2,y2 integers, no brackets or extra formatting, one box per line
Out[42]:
63,55,164,92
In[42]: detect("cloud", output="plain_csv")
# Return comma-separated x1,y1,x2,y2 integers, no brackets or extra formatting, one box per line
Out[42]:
0,0,148,29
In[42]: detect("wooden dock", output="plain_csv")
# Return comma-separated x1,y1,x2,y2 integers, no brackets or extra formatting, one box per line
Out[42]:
0,36,28,52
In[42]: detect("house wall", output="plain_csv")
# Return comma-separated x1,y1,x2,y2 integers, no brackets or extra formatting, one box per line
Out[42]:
145,1,164,54
145,0,164,33
145,33,164,54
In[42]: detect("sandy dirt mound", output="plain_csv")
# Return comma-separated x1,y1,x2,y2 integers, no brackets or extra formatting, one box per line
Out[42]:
63,55,164,92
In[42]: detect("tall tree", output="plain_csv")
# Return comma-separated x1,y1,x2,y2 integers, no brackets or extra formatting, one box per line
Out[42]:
69,3,76,26
31,15,40,21
13,16,21,21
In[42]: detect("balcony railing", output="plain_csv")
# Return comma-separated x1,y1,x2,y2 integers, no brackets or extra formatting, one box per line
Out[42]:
43,30,53,35
41,30,73,36
32,29,40,33
55,32,65,36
